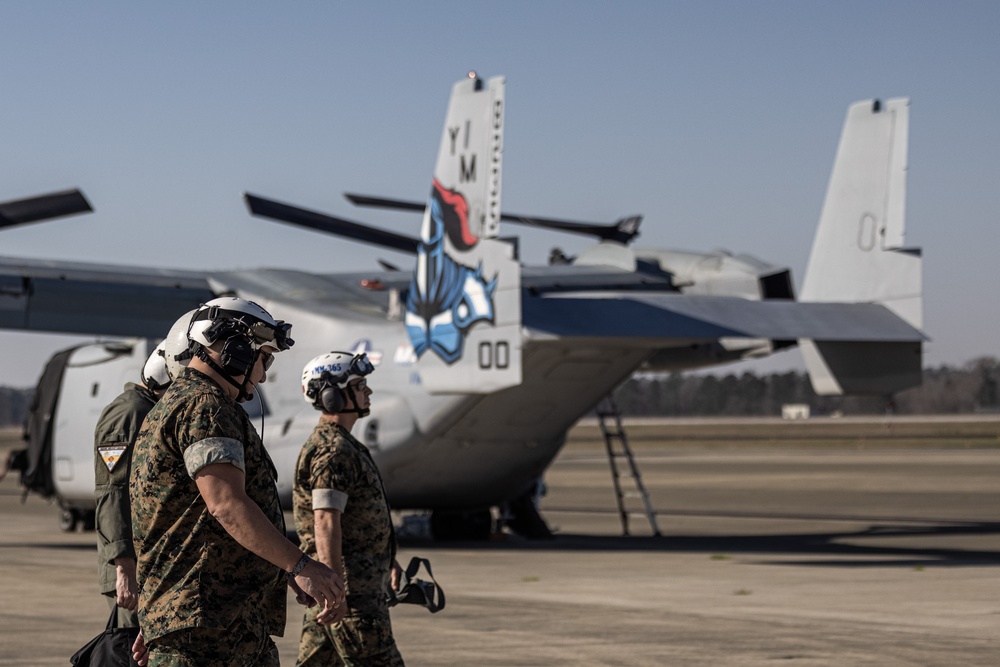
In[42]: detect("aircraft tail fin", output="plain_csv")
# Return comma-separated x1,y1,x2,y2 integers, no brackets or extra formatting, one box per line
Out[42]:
799,98,923,395
406,74,522,394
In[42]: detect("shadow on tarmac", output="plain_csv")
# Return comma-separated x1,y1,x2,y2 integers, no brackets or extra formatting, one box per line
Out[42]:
7,514,1000,568
400,520,1000,568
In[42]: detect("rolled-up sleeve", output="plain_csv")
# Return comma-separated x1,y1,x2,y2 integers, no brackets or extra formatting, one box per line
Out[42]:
312,488,348,512
183,437,245,478
310,444,359,513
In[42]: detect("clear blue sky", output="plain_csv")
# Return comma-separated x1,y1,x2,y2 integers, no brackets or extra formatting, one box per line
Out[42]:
1,1,998,387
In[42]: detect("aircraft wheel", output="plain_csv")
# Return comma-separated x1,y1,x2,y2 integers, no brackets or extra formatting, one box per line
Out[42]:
505,490,554,540
58,509,78,532
80,511,96,531
430,509,492,541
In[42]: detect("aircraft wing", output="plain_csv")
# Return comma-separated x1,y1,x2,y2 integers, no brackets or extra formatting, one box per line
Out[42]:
0,252,921,344
523,293,925,343
332,263,677,295
0,256,214,337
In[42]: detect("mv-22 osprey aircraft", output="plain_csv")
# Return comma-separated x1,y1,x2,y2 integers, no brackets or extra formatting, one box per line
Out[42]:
2,73,923,539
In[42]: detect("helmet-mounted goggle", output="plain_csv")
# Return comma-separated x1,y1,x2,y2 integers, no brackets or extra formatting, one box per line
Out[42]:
249,319,294,352
194,307,295,352
345,353,375,378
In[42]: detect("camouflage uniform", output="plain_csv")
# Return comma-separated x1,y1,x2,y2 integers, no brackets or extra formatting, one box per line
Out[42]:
293,420,403,667
131,368,286,667
94,382,156,628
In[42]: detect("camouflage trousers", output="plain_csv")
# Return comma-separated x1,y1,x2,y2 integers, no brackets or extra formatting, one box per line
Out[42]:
296,602,404,667
147,609,279,667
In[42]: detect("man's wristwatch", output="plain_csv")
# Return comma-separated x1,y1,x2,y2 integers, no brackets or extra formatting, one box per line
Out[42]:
289,553,311,577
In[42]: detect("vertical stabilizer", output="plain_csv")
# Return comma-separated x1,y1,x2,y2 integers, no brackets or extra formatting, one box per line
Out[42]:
405,74,522,394
800,98,923,395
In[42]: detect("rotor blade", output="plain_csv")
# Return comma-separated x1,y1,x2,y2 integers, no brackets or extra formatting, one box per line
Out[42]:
506,213,642,244
0,189,93,229
345,193,425,214
344,192,641,244
244,193,418,254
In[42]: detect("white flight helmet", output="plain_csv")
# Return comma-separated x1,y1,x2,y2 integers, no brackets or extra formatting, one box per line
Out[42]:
188,297,291,350
188,297,293,370
163,309,198,380
140,341,171,392
187,297,294,401
302,351,375,415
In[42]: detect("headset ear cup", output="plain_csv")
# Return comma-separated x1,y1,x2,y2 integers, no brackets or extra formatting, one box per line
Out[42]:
220,336,254,377
320,386,344,414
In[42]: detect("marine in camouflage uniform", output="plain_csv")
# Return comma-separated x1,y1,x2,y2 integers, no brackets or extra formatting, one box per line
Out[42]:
129,298,344,667
294,352,403,667
131,367,286,667
94,381,157,628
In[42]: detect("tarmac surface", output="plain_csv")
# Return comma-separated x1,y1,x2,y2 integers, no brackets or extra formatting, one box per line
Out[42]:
1,422,999,666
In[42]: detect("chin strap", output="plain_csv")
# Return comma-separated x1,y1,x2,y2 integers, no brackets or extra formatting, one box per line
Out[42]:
341,386,369,418
195,348,255,402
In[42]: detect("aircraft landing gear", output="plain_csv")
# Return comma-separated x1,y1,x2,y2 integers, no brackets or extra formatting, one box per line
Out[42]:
430,509,492,541
58,508,95,532
504,489,553,540
428,495,554,541
58,508,78,532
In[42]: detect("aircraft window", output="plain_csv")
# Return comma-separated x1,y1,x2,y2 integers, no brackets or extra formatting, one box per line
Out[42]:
91,383,99,397
241,388,269,419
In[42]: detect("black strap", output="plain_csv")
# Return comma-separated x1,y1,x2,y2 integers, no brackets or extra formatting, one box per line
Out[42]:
387,556,445,613
195,348,254,402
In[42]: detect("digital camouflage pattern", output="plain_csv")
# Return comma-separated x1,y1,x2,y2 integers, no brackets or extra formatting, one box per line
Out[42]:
293,420,395,605
297,606,403,667
94,382,156,599
145,604,280,667
130,368,286,646
293,420,403,666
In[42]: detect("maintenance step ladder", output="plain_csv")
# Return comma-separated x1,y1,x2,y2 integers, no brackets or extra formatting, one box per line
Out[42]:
595,395,661,537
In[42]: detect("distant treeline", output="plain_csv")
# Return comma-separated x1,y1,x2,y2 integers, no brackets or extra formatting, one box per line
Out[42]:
1,357,997,426
614,357,1000,417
